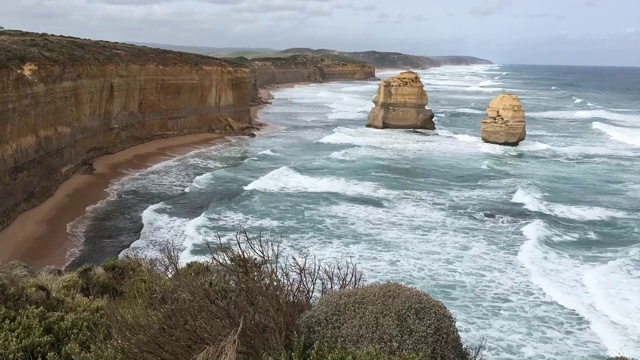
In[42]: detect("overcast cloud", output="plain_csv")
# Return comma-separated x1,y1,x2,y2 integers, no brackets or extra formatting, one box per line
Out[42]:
0,0,638,66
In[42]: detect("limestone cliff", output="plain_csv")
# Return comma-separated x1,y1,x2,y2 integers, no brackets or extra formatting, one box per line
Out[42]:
367,71,435,130
248,55,374,87
480,94,526,146
0,31,256,231
0,32,376,232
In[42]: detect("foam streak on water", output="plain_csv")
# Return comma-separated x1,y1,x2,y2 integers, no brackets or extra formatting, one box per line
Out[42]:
73,64,640,359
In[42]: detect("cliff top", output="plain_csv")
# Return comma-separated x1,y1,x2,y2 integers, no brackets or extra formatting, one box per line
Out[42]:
382,71,424,87
488,94,524,112
0,30,240,70
230,54,369,67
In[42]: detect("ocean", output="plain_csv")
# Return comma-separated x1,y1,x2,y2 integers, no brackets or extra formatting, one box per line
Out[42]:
67,64,640,359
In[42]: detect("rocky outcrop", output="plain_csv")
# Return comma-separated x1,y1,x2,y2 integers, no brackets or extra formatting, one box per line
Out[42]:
0,32,257,231
367,71,435,130
480,94,526,146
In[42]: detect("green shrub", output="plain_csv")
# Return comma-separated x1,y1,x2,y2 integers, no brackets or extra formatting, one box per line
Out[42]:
298,283,472,360
0,261,37,279
73,258,144,299
280,336,421,360
0,269,108,360
103,232,363,360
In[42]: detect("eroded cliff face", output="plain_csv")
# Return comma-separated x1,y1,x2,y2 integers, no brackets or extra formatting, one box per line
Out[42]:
0,33,376,233
0,62,254,230
367,71,435,130
480,94,526,146
249,55,375,89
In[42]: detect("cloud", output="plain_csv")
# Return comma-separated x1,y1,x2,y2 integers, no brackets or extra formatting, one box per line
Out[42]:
469,0,512,16
335,3,377,12
528,13,550,18
584,0,597,7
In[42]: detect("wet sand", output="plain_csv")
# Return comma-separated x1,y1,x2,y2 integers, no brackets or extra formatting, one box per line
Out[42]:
0,133,227,270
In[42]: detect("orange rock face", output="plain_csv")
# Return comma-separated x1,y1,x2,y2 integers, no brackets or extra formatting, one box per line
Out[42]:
0,63,255,230
366,71,435,130
480,94,526,146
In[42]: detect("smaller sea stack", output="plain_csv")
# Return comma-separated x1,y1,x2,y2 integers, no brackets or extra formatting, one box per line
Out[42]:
481,94,526,146
367,71,435,130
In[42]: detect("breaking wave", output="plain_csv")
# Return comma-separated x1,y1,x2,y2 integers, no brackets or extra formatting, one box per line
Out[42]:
512,187,630,221
592,122,640,146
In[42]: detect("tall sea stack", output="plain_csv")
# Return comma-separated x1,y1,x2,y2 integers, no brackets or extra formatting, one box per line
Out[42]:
480,94,526,146
366,71,435,130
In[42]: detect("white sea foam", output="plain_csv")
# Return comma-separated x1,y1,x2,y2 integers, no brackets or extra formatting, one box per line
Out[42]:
573,96,585,104
120,203,190,259
453,108,485,114
478,80,502,87
512,187,629,221
465,85,502,92
317,127,440,153
184,173,212,193
529,109,640,123
592,122,640,146
519,221,640,357
258,149,282,156
245,166,391,198
329,149,355,160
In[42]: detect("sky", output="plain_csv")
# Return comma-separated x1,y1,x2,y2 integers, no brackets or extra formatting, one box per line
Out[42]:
1,0,638,66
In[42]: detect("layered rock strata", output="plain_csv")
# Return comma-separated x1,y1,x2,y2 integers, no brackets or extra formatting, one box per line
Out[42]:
0,32,376,231
366,71,435,130
0,62,255,231
480,94,526,146
247,55,375,102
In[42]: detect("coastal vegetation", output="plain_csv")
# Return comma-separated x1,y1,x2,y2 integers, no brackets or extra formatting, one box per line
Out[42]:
0,232,486,360
0,30,235,70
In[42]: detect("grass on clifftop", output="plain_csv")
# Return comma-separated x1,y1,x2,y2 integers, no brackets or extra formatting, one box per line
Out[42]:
0,231,486,360
0,30,238,70
227,53,366,66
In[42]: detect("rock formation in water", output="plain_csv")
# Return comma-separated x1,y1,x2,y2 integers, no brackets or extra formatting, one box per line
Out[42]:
366,71,435,130
0,31,375,231
480,94,526,146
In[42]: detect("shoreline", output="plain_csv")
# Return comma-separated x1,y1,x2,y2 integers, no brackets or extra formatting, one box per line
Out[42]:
0,85,291,270
0,133,228,270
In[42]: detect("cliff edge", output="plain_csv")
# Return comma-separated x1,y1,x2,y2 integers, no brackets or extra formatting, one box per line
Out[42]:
0,31,373,232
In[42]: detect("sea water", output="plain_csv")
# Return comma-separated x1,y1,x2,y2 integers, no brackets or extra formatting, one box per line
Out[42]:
67,65,640,359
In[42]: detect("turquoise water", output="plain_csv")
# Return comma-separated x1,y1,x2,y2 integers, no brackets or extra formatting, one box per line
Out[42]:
69,65,640,359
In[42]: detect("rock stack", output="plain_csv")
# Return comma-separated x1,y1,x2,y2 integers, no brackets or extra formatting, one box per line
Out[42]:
367,71,435,130
480,94,526,146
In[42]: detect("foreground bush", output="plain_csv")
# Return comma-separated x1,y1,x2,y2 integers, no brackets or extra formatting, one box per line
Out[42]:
299,283,474,360
104,231,363,360
0,262,107,360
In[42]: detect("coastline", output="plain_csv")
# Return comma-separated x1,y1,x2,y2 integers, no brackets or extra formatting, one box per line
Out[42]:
0,86,287,270
0,133,228,270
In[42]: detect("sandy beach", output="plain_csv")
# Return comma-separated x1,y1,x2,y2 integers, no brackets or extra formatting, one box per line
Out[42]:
0,85,280,271
0,133,227,270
